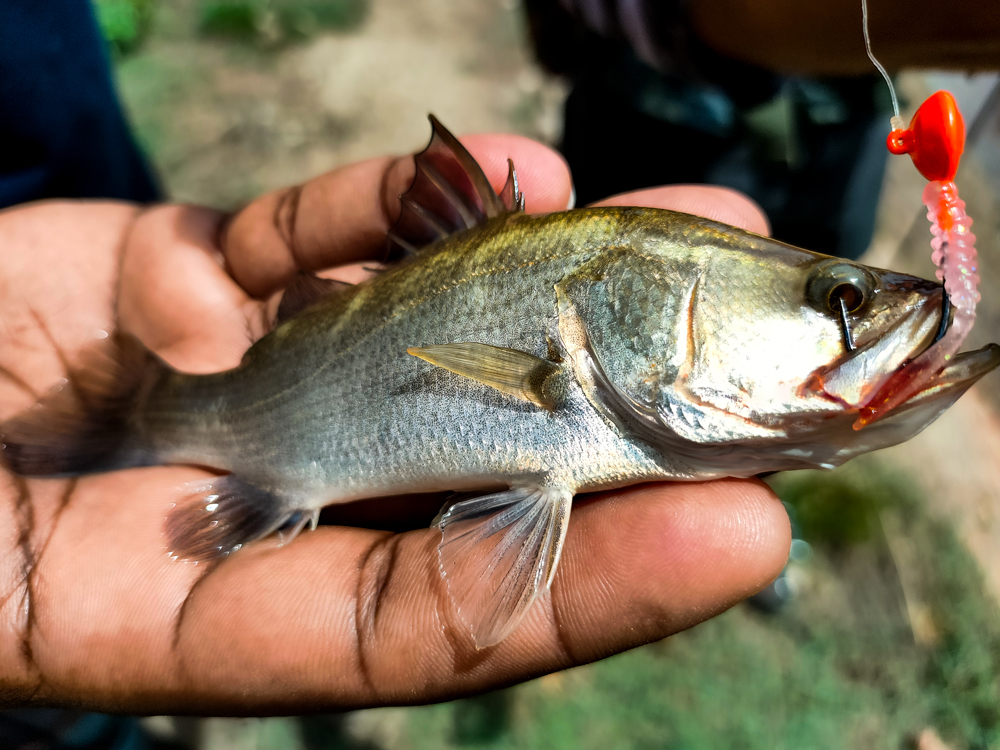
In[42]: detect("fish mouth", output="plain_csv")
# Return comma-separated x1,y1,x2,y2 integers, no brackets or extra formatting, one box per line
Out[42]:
892,342,1000,409
810,282,1000,413
811,287,944,408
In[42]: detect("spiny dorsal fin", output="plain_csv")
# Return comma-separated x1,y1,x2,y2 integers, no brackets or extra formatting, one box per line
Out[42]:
387,115,526,259
407,342,558,409
274,271,350,326
499,158,526,213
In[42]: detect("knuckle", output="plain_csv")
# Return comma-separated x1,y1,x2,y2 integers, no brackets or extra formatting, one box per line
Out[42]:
353,533,401,696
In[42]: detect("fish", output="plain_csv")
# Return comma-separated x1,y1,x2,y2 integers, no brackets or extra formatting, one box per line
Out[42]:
2,116,998,647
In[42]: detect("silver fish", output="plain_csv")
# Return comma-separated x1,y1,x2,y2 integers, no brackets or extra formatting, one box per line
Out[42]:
3,118,998,647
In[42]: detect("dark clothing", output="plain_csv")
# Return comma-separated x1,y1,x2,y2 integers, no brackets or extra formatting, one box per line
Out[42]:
0,710,154,750
560,63,889,258
528,0,891,258
0,0,160,209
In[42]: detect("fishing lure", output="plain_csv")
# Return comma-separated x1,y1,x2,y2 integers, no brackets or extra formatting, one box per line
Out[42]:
854,1,980,428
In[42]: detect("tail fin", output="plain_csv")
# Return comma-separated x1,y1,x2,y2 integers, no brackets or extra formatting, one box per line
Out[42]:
0,333,165,477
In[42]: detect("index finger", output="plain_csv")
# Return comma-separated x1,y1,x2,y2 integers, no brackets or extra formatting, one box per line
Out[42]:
222,134,573,298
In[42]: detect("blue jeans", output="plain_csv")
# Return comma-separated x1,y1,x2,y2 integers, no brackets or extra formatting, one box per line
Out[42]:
0,0,160,208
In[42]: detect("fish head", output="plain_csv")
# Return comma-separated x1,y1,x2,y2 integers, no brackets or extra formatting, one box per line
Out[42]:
654,229,1000,470
686,249,943,417
564,213,998,474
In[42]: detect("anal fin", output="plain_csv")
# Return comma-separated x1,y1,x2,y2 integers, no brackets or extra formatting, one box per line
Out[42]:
436,485,573,648
166,475,310,561
407,342,560,408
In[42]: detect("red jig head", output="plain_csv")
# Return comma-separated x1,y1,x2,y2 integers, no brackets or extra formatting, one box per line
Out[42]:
887,90,965,182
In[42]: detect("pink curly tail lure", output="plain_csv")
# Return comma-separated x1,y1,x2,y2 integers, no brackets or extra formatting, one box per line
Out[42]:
856,175,980,428
852,1,980,428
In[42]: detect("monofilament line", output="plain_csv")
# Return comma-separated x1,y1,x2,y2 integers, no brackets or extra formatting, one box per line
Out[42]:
862,0,901,124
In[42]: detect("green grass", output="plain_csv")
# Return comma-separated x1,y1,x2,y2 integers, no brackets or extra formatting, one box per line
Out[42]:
198,1,257,38
178,463,1000,750
198,0,368,42
94,0,156,55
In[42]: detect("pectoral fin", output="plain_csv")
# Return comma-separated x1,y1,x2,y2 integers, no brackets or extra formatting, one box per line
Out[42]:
436,485,573,648
407,343,559,408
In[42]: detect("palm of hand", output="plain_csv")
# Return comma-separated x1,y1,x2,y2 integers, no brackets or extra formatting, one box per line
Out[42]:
0,137,788,713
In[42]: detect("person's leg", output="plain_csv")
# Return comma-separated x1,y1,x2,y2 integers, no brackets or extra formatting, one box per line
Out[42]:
560,73,733,207
0,0,160,208
560,66,886,259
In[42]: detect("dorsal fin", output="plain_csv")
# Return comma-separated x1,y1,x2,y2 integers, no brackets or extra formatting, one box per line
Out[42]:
498,158,526,213
387,115,526,259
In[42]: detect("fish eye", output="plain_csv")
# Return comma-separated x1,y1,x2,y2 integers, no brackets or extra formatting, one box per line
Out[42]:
806,261,875,316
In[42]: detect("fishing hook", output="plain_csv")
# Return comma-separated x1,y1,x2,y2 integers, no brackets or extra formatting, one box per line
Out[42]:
935,268,952,344
837,295,856,352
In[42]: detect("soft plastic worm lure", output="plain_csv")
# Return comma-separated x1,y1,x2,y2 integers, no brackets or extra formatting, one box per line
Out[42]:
854,2,980,428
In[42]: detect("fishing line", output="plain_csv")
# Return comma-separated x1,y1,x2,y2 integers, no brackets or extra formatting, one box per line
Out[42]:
854,0,979,427
862,0,949,346
861,0,902,130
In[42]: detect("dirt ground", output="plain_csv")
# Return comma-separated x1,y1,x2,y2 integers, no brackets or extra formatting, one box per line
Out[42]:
119,0,566,209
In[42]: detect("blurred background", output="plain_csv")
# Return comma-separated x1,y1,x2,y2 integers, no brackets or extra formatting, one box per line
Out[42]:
25,0,1000,746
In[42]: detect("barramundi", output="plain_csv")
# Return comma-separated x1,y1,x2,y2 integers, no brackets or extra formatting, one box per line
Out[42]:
3,118,998,647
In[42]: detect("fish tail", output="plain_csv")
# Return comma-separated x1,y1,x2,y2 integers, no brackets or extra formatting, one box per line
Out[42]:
0,332,166,476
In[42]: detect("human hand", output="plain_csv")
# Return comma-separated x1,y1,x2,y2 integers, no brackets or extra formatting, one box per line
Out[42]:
0,135,789,714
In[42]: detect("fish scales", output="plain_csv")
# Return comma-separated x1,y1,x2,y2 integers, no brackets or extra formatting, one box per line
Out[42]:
141,209,688,501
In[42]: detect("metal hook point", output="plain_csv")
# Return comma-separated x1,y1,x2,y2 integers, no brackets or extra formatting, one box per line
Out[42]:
838,295,856,352
934,284,952,343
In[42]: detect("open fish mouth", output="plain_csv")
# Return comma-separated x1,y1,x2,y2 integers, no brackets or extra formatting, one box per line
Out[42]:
809,281,999,412
812,287,944,409
893,342,1000,409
